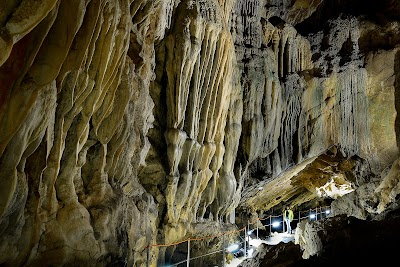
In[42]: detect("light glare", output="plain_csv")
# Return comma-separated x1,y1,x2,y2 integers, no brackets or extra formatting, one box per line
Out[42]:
310,214,316,219
272,221,280,227
226,243,239,253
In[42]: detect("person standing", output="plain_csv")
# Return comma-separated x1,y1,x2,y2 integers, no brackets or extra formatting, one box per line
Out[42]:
283,206,294,234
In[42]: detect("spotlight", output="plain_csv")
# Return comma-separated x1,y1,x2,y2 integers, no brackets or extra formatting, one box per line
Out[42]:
226,243,240,253
310,214,316,219
272,221,280,227
326,210,330,214
247,230,253,235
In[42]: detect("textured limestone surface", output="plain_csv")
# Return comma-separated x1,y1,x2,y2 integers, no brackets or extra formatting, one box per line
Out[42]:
0,0,160,266
1,0,400,266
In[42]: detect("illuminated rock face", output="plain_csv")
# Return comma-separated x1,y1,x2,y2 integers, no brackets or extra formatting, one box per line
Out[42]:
239,1,400,217
0,0,399,266
0,0,161,266
241,17,370,182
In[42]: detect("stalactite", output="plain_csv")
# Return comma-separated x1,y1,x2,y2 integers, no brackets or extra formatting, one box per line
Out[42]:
279,74,303,169
275,25,313,78
233,0,262,47
163,0,241,227
237,14,313,174
334,66,369,157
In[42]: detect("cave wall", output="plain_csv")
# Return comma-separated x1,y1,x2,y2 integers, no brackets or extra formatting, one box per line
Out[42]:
238,0,400,214
0,0,161,266
0,0,399,266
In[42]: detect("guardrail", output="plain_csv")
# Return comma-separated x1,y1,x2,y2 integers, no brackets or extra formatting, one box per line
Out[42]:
249,205,332,237
145,205,331,266
145,227,247,267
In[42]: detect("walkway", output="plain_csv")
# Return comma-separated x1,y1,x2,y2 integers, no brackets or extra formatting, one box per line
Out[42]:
226,232,295,267
148,205,330,266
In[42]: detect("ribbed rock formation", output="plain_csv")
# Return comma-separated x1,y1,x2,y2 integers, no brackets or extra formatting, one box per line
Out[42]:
0,0,161,266
239,1,399,217
0,0,400,266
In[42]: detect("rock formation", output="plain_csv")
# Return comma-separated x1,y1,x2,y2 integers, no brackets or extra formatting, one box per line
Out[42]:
0,0,400,266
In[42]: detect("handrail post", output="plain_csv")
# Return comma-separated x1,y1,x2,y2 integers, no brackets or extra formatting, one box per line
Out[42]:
244,226,247,257
247,221,250,239
256,219,259,239
247,221,250,253
269,216,271,235
222,234,225,267
187,239,190,267
146,246,150,267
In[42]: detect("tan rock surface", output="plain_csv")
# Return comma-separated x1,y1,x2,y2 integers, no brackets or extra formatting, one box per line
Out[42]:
0,0,400,266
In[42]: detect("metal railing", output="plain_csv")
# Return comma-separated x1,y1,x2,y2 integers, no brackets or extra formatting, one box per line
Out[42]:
145,227,247,267
145,205,332,266
249,205,332,237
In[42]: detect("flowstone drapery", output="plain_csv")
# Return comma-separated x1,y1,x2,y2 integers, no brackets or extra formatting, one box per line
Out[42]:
162,0,242,227
0,1,399,266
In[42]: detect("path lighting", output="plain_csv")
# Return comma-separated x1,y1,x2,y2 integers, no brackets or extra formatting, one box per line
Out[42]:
226,243,240,253
248,247,254,257
272,221,281,228
146,205,332,267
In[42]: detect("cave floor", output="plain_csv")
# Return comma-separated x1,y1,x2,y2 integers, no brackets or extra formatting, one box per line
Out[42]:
226,232,295,267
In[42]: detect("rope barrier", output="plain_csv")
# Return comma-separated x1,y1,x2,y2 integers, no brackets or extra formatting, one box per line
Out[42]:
145,226,247,250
